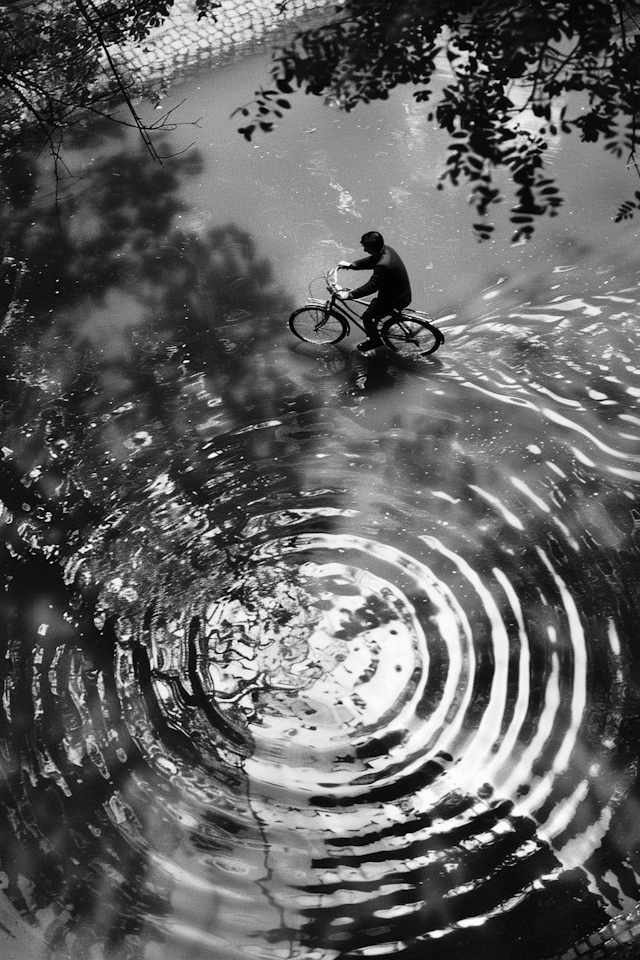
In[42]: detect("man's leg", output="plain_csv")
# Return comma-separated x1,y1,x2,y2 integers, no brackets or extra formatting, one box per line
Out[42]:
359,299,389,349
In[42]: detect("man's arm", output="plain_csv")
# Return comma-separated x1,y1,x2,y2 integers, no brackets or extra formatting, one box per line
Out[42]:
338,255,377,271
337,256,381,299
338,269,381,301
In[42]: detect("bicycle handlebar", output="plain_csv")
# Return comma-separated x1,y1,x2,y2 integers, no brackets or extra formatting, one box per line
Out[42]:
325,264,368,303
325,265,341,294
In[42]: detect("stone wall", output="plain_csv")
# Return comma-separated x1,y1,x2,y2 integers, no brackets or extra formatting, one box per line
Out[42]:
115,0,333,90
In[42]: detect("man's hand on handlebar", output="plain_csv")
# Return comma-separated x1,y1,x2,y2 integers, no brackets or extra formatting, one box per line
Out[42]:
327,265,351,298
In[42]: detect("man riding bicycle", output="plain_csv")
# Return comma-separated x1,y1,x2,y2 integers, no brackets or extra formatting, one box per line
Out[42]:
337,231,412,353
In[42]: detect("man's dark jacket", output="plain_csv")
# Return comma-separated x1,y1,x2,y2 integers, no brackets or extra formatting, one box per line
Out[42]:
348,245,412,307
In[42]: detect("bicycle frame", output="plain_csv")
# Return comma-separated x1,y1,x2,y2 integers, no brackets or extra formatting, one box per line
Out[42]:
295,265,443,355
313,266,381,337
290,264,444,356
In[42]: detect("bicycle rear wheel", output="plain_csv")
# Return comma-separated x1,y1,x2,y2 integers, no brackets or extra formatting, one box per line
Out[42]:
289,305,346,345
382,316,444,357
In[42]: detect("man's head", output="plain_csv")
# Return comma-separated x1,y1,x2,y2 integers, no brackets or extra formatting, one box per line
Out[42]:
360,231,384,255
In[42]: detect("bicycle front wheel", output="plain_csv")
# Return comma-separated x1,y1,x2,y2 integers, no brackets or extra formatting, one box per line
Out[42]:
382,316,443,357
289,305,346,345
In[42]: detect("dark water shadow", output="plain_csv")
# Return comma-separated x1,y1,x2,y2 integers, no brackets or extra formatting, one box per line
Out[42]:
0,132,303,953
0,129,299,496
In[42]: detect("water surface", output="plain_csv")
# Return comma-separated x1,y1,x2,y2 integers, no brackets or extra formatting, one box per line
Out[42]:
1,52,640,960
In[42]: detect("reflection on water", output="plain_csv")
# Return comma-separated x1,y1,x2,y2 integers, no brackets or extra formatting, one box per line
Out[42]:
3,61,640,960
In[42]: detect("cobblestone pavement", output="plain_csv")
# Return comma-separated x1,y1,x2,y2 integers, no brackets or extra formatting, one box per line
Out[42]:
549,902,640,960
115,0,333,89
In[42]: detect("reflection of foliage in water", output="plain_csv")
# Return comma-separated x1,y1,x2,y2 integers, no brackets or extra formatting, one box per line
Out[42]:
0,135,298,956
208,566,322,701
0,135,296,536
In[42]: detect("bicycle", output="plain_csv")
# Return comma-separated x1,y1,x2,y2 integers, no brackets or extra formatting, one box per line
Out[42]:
289,265,445,358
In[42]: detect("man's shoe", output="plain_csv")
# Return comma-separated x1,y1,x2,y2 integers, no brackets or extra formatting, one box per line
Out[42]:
356,339,382,353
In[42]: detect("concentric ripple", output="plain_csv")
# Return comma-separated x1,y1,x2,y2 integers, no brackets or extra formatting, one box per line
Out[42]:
62,401,634,958
3,265,640,960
